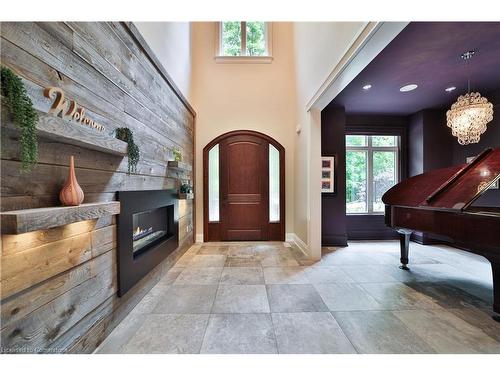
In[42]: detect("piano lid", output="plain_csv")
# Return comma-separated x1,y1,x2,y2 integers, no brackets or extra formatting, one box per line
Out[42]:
382,148,500,211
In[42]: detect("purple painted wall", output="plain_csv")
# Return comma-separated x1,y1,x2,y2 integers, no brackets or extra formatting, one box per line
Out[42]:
321,105,347,246
453,89,500,207
408,109,454,176
408,111,424,176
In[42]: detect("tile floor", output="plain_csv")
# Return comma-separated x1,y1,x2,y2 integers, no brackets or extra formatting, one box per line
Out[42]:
96,241,500,354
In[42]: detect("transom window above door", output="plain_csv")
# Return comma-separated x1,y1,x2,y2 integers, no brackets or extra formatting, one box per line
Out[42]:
346,135,400,214
215,22,273,63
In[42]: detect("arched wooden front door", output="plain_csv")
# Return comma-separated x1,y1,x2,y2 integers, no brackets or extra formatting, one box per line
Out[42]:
203,130,285,241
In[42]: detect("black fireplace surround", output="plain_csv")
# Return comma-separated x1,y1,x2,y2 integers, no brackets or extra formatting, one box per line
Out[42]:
117,189,178,296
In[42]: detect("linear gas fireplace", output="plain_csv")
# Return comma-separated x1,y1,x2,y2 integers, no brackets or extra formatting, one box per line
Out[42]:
117,190,178,296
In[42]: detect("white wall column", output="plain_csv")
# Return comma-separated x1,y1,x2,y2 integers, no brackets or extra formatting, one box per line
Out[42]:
306,108,322,260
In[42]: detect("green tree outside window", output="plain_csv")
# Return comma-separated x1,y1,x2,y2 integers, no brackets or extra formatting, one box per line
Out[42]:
221,22,267,57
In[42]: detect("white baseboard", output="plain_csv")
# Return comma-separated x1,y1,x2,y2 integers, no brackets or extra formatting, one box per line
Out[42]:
286,232,309,258
195,234,204,243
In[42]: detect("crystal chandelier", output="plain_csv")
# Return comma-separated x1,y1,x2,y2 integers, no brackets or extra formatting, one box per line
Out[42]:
446,51,494,145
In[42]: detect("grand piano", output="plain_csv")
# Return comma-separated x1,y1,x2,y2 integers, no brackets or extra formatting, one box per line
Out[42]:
382,148,500,319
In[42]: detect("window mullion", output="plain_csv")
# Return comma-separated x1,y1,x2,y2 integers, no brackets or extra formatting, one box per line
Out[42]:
367,136,373,214
241,21,247,56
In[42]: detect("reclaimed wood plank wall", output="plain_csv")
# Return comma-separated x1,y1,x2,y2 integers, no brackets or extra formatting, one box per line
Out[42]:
0,22,195,353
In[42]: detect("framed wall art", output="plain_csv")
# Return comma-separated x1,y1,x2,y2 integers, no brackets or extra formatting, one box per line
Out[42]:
321,156,335,193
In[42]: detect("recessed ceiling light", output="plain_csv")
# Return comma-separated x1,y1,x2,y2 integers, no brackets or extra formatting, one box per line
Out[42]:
362,84,372,90
445,86,456,92
400,84,418,92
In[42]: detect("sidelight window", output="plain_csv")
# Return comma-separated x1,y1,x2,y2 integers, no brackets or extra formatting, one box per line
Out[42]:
269,144,280,222
346,135,399,214
208,144,220,222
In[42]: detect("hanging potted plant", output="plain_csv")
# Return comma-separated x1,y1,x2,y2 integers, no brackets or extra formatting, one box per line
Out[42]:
1,66,39,172
115,127,140,174
179,180,193,199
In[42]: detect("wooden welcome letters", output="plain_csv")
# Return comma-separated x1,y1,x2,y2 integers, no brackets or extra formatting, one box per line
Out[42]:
44,86,105,132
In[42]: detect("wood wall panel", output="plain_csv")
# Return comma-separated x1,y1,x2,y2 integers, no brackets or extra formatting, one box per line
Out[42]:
0,22,195,353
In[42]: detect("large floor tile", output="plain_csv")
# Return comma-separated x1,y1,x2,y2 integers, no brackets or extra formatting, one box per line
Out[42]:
95,314,145,353
197,245,229,255
224,256,261,267
157,267,184,285
319,252,376,266
272,312,356,353
360,282,442,310
153,285,217,313
383,265,442,283
393,309,500,353
219,267,264,285
121,314,209,354
200,313,277,354
404,282,491,310
228,246,255,257
129,284,170,315
212,285,270,313
258,253,300,267
304,266,355,284
448,307,500,342
314,283,382,311
406,263,481,284
338,241,399,253
445,278,494,305
263,267,309,284
97,240,500,354
186,254,227,268
174,252,196,267
363,252,400,265
173,267,223,285
333,310,435,354
340,265,400,283
266,284,328,312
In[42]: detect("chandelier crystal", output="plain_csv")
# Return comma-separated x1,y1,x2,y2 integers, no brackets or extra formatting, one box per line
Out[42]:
446,92,493,145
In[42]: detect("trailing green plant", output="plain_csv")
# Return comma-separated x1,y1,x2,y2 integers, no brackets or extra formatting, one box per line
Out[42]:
1,66,39,172
180,181,193,194
115,127,140,174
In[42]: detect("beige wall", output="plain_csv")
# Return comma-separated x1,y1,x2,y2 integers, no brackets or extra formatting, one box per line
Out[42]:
292,22,366,251
190,22,297,239
137,21,371,255
135,22,192,100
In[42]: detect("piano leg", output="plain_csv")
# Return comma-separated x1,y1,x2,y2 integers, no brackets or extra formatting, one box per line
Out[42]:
397,229,412,271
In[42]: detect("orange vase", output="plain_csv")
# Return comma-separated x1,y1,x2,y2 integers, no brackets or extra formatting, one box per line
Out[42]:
60,155,84,206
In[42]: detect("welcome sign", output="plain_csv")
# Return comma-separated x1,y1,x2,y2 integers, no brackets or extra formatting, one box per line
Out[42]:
44,87,105,132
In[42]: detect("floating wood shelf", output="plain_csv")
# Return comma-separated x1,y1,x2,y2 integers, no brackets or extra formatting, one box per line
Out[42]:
1,106,128,156
167,160,192,172
178,193,194,200
1,202,120,234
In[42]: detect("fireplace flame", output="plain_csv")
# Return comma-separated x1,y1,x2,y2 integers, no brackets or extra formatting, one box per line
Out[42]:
133,226,154,241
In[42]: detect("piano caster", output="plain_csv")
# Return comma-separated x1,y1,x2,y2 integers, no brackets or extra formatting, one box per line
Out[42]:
399,264,410,271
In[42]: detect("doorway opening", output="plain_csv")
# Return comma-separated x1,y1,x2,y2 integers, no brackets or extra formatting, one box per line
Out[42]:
203,130,285,241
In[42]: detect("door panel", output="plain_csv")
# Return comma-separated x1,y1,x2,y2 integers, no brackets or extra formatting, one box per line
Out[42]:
220,135,268,241
227,142,262,194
